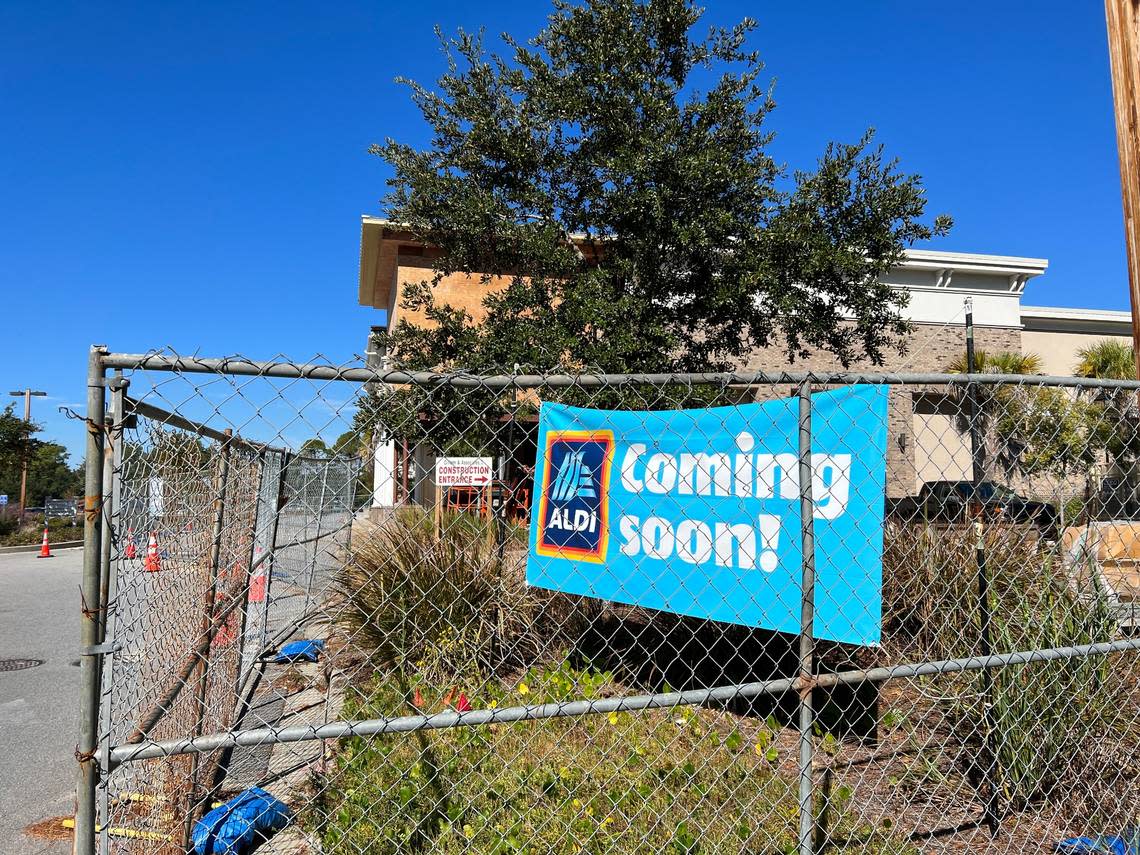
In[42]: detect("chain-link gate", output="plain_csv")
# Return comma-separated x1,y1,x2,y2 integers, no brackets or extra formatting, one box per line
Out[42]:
74,347,1140,855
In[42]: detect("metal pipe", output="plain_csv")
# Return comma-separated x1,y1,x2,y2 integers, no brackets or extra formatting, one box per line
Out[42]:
96,370,123,855
183,429,232,844
122,396,287,455
75,345,107,855
965,300,1001,835
796,381,817,855
99,353,1140,392
102,637,1140,767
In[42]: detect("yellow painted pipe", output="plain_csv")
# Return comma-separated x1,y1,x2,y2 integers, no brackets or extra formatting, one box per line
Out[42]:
60,817,170,842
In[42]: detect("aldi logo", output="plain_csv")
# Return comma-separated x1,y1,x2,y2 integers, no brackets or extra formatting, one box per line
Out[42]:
535,430,614,562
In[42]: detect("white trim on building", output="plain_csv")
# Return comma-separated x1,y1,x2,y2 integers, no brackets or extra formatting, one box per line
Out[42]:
886,250,1048,328
1021,304,1133,336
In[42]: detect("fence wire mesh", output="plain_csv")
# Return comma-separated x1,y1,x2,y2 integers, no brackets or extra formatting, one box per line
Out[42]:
77,350,1140,855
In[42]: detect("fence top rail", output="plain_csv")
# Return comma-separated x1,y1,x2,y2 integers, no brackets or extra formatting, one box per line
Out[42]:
122,396,290,457
100,350,1140,392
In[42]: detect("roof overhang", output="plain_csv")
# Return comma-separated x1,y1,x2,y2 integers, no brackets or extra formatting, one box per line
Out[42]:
358,216,1051,322
359,216,417,311
900,249,1048,281
1021,304,1134,336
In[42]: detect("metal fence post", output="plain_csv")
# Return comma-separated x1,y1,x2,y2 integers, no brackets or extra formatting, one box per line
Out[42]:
184,428,233,844
965,300,1002,835
259,452,292,654
96,370,124,855
796,379,817,855
75,345,107,855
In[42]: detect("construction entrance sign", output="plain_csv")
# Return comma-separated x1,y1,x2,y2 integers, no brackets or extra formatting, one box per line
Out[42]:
435,456,494,487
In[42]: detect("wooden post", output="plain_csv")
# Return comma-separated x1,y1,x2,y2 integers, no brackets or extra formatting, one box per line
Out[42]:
434,483,442,541
1105,0,1140,384
484,482,494,552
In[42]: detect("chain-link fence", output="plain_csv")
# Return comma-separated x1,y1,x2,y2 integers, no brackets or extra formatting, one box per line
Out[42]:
74,347,1140,855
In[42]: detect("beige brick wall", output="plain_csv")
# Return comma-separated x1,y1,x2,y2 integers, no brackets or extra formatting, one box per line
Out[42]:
739,323,1023,497
738,323,1021,375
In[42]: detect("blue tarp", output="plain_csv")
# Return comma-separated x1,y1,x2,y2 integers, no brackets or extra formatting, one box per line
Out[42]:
1054,828,1139,855
275,638,324,663
192,787,292,855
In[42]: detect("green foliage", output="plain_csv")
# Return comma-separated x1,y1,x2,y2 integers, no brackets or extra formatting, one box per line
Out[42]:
0,514,82,546
945,350,1042,376
0,405,82,507
0,404,36,461
885,524,1126,812
298,437,330,458
311,661,912,855
1073,339,1136,381
1071,339,1140,481
24,442,83,505
984,568,1120,810
376,0,949,376
332,430,361,457
299,435,363,458
334,510,590,677
993,386,1108,477
947,349,1109,479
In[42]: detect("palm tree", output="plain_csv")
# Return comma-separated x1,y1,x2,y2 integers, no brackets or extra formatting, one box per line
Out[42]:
946,349,1042,376
1073,339,1136,381
1073,340,1138,516
945,350,1043,480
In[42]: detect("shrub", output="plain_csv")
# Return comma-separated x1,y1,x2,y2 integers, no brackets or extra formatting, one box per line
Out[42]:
881,522,1046,661
334,509,596,679
884,521,1129,813
982,567,1119,810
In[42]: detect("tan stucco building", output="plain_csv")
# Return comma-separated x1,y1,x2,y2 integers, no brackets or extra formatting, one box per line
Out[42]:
358,215,1133,502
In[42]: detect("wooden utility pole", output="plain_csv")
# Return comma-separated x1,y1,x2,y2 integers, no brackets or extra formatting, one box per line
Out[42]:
1105,0,1140,381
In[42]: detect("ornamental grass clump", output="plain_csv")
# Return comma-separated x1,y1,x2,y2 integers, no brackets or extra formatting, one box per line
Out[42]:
334,509,594,678
983,566,1119,810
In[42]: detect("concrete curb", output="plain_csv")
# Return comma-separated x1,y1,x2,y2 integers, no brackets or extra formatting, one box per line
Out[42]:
0,540,83,555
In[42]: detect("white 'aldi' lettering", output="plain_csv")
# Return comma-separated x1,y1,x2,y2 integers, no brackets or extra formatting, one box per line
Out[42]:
546,507,598,533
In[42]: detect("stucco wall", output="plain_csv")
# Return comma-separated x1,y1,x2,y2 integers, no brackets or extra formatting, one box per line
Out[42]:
390,256,506,329
1021,330,1133,377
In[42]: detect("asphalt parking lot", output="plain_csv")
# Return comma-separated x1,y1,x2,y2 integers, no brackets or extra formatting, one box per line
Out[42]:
0,547,81,854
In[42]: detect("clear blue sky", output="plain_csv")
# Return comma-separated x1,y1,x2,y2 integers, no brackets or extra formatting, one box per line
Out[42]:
0,1,1127,461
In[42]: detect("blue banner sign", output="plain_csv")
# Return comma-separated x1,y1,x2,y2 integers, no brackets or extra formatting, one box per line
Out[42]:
527,385,888,645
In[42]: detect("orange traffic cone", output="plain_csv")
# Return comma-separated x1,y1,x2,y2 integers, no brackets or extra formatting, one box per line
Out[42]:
124,528,137,560
143,532,161,573
37,527,53,559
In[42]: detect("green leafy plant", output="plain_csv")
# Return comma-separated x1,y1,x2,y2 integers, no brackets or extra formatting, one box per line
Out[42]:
311,661,915,855
377,0,950,380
